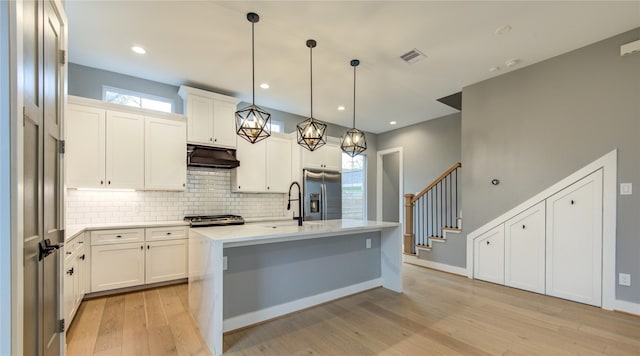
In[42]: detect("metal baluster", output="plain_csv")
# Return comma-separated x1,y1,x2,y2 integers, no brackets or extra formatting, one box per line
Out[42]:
444,176,448,228
454,168,458,227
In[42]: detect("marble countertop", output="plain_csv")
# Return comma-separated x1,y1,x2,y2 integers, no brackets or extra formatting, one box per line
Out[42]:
190,219,401,247
65,220,189,241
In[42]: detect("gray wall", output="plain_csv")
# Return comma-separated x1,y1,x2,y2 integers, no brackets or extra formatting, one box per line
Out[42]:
223,232,381,318
462,28,640,303
68,63,184,114
377,113,462,265
382,153,400,222
68,63,379,220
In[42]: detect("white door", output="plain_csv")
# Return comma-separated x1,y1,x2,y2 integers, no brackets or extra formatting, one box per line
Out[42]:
186,94,214,145
63,259,77,323
266,137,292,193
145,117,187,190
146,239,188,284
505,201,545,293
91,243,145,292
65,105,105,188
234,138,266,192
212,99,237,148
546,169,603,306
105,111,145,189
473,225,505,285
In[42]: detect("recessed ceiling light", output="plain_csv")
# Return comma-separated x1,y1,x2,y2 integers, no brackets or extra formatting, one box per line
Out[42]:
495,25,512,36
260,83,269,89
337,106,345,111
489,66,501,72
131,46,146,54
505,58,520,67
389,121,397,125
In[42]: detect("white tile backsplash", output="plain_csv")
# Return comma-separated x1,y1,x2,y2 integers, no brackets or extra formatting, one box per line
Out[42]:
65,167,288,225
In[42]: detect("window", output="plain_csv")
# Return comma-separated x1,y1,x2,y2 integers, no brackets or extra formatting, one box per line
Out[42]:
102,86,174,113
342,153,367,220
270,119,284,133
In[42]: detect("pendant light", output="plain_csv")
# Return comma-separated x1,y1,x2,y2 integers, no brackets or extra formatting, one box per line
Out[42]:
340,59,367,157
297,39,327,152
235,12,271,144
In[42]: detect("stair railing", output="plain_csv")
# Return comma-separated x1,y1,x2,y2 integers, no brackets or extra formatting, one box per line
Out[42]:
404,162,461,254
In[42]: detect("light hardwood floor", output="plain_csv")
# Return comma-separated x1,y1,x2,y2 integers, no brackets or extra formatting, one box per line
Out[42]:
67,263,640,355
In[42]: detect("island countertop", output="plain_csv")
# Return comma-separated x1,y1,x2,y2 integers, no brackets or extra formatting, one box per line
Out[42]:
189,219,401,247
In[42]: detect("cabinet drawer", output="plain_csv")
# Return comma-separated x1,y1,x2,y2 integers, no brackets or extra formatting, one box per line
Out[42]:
64,233,86,262
145,226,188,241
91,228,144,245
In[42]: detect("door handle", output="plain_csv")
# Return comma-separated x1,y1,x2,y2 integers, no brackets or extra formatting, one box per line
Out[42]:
39,239,62,261
66,267,74,276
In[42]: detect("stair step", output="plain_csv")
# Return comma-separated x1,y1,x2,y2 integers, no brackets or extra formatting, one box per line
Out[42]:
403,252,418,257
429,236,446,242
442,227,461,233
415,244,431,252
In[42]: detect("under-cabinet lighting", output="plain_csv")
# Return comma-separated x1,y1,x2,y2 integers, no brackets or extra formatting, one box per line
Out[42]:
76,188,136,192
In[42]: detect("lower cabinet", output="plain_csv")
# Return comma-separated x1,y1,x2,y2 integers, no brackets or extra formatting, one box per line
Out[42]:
63,233,87,325
90,226,188,293
473,225,505,284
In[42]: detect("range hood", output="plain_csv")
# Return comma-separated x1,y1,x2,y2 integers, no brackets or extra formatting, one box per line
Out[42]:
187,145,240,169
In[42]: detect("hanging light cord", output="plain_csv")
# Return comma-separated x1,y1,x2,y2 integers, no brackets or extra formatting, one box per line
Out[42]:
310,45,313,118
352,64,356,128
251,20,255,106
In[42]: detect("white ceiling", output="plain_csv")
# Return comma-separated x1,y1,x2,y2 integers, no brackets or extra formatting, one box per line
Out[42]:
66,1,640,134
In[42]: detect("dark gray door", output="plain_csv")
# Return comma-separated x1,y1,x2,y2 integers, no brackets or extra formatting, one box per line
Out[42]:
23,0,64,354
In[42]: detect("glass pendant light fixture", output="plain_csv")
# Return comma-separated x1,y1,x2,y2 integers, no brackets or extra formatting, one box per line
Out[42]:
297,39,327,151
235,12,271,144
340,59,367,157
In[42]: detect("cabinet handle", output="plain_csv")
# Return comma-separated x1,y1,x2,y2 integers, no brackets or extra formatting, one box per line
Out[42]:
147,245,150,250
214,138,217,142
210,137,213,142
140,245,143,250
267,186,270,190
166,232,172,235
66,251,72,255
570,200,575,205
80,254,85,260
78,241,83,244
238,186,241,189
100,180,104,185
522,225,526,229
108,180,111,185
115,235,122,238
66,267,74,276
183,183,186,187
486,241,490,245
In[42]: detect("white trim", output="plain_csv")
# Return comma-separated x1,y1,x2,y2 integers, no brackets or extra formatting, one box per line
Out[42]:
614,299,640,316
223,278,383,332
376,147,404,225
465,149,617,310
403,255,468,277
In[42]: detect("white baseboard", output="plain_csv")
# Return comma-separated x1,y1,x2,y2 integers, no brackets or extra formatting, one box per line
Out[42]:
223,278,383,332
403,255,467,277
614,299,640,316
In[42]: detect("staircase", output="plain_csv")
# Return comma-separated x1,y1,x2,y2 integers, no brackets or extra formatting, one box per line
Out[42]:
404,162,461,256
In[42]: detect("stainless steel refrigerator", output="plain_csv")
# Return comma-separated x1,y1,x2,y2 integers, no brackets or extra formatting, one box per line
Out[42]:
303,169,342,220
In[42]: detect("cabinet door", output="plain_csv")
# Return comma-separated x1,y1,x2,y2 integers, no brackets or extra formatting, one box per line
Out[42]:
63,259,78,323
505,202,545,293
76,245,87,301
146,239,188,284
212,99,237,148
91,243,145,292
186,94,214,145
233,138,266,192
266,137,292,193
321,143,342,172
145,117,187,190
301,145,324,170
105,111,145,189
65,104,105,188
546,169,603,306
473,225,505,285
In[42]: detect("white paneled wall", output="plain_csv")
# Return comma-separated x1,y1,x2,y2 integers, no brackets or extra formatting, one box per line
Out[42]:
66,167,288,225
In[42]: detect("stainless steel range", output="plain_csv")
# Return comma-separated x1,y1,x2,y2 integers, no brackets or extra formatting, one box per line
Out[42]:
184,215,245,227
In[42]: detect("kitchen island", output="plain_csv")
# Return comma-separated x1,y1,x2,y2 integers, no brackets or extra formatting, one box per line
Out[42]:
188,219,402,355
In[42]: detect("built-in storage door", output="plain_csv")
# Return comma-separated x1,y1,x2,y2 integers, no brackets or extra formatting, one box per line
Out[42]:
266,136,292,193
91,243,145,292
146,239,188,284
546,169,603,306
65,105,105,188
473,225,505,285
505,201,545,293
105,111,145,189
145,117,186,190
186,93,214,145
211,99,237,148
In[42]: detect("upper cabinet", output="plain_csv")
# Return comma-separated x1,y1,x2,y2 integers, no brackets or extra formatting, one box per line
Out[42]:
232,134,292,193
66,96,187,191
301,142,341,172
178,86,240,149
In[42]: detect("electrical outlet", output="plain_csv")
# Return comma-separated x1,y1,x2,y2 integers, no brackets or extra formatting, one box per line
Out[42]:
223,256,228,271
366,238,371,249
620,183,633,195
619,273,631,286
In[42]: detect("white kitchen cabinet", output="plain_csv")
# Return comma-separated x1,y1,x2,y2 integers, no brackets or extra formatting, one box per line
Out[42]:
66,104,106,188
179,85,240,148
146,239,188,284
504,201,545,294
232,134,292,193
63,257,78,324
91,242,145,292
473,224,505,285
546,169,603,306
301,142,341,171
145,117,187,190
105,110,145,189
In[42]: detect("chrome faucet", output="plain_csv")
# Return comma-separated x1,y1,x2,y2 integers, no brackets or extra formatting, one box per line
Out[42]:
287,181,303,226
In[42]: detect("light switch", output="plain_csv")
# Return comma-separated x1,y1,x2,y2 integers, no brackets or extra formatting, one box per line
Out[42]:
366,238,371,249
223,256,228,271
620,183,632,195
619,273,631,286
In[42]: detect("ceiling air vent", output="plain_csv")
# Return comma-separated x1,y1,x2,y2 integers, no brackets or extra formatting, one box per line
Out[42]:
400,48,426,64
